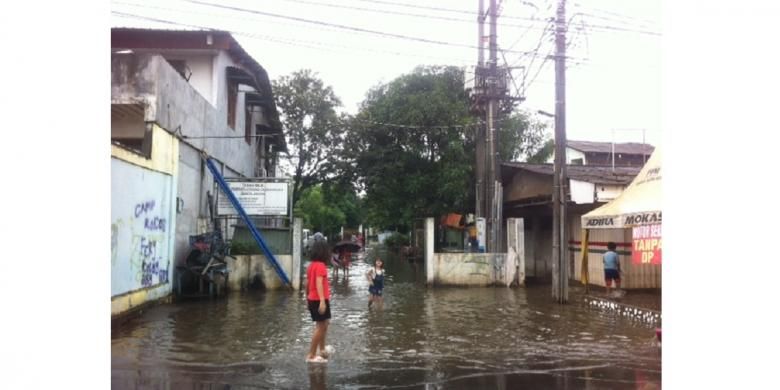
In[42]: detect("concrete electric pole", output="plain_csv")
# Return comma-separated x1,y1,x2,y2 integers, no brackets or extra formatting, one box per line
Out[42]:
487,0,502,253
470,0,510,253
551,0,569,303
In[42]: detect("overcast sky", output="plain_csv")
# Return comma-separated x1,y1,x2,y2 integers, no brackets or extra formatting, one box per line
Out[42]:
111,0,662,148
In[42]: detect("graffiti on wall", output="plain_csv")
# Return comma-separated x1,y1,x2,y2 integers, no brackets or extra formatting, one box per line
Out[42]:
112,158,173,296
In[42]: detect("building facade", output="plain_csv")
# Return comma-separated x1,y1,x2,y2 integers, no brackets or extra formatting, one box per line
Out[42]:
111,29,285,318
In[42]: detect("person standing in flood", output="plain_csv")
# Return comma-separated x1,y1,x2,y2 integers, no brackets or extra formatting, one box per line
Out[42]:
603,242,622,296
306,240,332,363
366,257,385,309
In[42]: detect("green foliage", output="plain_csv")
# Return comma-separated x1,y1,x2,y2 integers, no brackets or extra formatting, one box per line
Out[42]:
498,111,551,162
383,232,410,251
273,69,344,206
527,138,555,163
229,240,261,255
341,66,550,231
294,184,363,239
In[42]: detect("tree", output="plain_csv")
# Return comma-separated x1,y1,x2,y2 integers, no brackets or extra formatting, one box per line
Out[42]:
294,185,345,239
293,184,364,239
273,69,343,206
497,111,551,162
343,66,549,231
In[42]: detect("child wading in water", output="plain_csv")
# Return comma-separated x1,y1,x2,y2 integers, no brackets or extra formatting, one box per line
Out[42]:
603,241,622,297
366,258,385,308
306,240,333,363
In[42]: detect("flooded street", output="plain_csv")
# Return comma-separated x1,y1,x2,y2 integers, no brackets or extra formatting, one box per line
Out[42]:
112,249,661,389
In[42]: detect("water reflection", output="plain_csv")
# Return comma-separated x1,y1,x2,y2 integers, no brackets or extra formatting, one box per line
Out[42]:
307,363,327,390
112,247,661,389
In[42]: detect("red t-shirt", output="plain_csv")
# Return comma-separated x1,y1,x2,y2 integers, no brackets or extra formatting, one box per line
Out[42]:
307,261,330,301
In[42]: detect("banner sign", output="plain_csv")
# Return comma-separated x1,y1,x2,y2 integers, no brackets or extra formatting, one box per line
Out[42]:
583,211,662,229
217,180,289,216
632,223,662,264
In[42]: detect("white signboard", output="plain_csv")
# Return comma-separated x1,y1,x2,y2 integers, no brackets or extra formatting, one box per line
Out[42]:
217,180,289,216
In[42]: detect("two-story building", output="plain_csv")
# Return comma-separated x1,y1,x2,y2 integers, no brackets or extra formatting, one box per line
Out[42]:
549,140,655,167
110,28,285,318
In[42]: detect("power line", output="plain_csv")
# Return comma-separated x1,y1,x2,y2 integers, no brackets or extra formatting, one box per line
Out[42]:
350,0,553,23
177,0,539,55
114,10,644,72
271,0,550,30
574,11,659,30
517,24,553,87
573,2,659,27
112,11,480,65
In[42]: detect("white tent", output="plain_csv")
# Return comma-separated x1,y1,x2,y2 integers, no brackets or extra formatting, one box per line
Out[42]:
579,147,662,287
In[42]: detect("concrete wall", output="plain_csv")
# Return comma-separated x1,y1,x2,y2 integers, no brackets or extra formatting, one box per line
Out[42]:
546,147,586,164
225,254,297,290
111,53,258,177
425,217,522,287
111,124,179,317
432,253,508,286
504,171,552,203
162,53,215,105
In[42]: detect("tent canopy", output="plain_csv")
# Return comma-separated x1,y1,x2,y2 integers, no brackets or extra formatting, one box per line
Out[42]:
581,147,662,229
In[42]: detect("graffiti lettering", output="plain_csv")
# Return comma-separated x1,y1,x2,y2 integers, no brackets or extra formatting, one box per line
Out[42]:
144,217,166,232
139,237,157,259
134,200,156,218
140,258,169,287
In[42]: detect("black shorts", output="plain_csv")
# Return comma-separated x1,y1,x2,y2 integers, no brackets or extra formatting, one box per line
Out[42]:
308,299,331,322
604,269,621,281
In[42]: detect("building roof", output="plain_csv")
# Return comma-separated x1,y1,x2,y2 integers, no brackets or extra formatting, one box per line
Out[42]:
501,162,641,186
111,28,285,149
567,140,654,155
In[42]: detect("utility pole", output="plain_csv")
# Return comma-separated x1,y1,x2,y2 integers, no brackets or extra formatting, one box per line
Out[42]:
487,0,501,253
551,0,569,303
475,0,486,230
471,0,506,253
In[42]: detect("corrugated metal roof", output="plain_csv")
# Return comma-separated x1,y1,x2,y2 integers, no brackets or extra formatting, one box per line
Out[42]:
501,162,641,185
568,140,655,155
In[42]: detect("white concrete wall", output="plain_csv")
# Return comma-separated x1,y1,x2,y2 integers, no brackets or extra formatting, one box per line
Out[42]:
570,179,595,204
432,253,508,286
160,53,215,106
111,124,179,317
111,159,174,295
595,184,625,202
547,147,587,164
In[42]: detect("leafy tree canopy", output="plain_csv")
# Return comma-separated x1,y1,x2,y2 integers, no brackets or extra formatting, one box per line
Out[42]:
341,66,549,231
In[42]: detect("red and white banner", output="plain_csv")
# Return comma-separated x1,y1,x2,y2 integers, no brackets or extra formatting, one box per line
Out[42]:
632,224,662,265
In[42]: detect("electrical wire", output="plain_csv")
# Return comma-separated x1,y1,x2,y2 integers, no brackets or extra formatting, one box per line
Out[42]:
181,0,539,55
270,0,549,30
112,11,480,65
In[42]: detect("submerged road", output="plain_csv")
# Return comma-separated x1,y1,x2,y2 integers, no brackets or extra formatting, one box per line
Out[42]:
112,248,661,389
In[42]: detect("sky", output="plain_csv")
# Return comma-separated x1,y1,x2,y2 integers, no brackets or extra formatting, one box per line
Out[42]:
111,0,662,148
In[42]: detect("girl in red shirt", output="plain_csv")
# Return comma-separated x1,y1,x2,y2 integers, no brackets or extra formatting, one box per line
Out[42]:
306,240,332,363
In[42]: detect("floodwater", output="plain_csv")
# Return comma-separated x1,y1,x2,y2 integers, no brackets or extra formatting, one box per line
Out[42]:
112,249,661,389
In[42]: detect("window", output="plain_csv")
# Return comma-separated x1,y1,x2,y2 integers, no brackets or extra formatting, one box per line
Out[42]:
571,158,584,165
245,107,254,144
227,81,238,129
